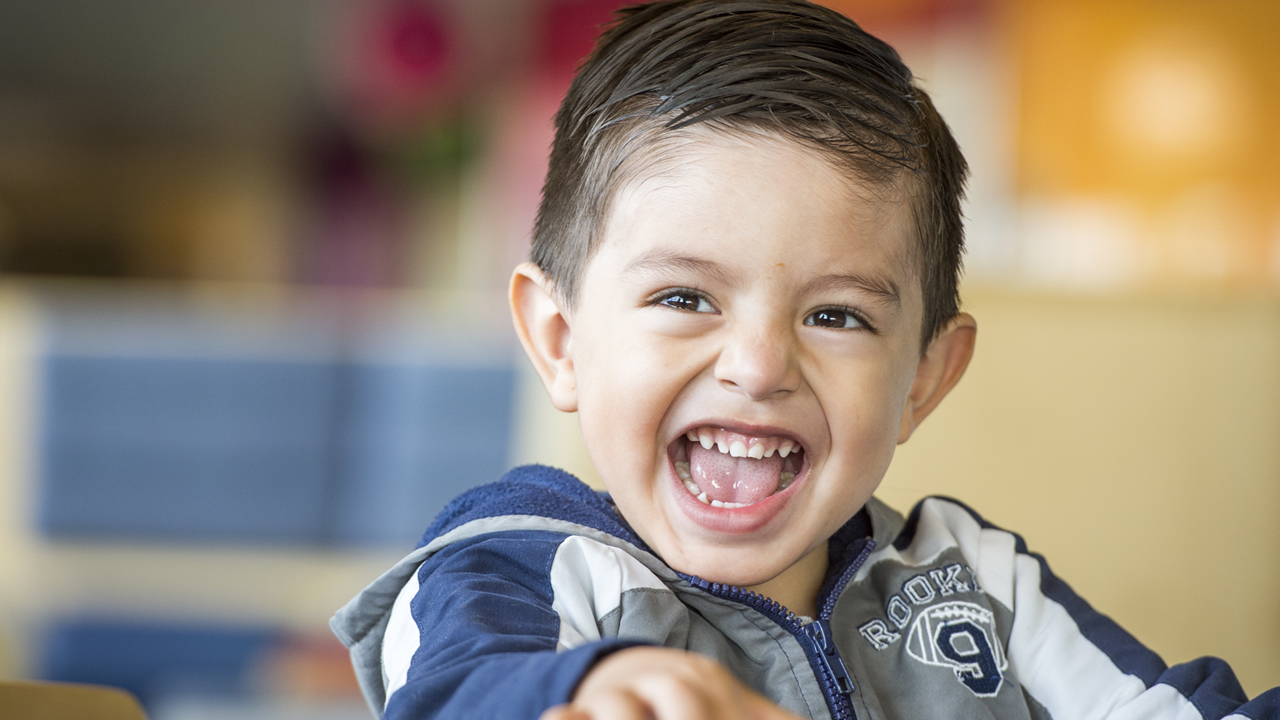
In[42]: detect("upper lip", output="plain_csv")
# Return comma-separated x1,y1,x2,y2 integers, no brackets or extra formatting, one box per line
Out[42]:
672,419,809,454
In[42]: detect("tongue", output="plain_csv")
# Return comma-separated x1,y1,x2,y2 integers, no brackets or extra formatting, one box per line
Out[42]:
689,443,783,505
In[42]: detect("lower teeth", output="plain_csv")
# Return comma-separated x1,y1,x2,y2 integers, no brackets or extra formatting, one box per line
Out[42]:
675,461,702,497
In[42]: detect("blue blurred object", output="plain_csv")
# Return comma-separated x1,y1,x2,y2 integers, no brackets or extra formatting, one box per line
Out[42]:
40,619,276,708
331,361,515,546
40,355,339,544
35,289,516,548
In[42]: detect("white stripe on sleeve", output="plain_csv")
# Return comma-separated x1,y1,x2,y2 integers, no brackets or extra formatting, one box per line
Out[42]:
549,535,669,651
383,566,423,706
920,500,1202,720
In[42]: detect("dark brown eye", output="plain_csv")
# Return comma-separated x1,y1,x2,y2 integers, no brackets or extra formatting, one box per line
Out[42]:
805,308,862,329
658,292,713,313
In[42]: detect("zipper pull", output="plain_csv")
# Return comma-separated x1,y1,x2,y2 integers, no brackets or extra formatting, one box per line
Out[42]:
804,618,855,695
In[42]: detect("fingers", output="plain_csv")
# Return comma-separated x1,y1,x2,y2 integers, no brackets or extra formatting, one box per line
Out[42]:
562,647,808,720
628,671,713,720
539,706,591,720
576,670,795,720
572,688,656,720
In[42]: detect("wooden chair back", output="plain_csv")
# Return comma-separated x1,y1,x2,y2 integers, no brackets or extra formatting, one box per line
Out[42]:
0,680,147,720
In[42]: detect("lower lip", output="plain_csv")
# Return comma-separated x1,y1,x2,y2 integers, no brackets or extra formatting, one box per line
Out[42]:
667,455,805,534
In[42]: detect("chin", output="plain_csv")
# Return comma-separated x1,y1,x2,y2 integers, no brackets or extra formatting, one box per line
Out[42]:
662,543,789,586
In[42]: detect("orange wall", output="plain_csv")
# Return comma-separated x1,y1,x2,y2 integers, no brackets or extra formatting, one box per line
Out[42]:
1014,0,1280,284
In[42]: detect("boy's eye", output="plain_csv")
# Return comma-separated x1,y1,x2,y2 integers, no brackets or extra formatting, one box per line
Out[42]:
656,291,715,313
805,308,864,329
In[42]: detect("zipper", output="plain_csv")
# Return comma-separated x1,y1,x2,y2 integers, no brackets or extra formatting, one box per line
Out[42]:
681,538,875,720
804,618,855,695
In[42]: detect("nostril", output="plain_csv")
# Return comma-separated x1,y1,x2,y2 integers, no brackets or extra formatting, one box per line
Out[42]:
713,341,799,400
717,374,796,401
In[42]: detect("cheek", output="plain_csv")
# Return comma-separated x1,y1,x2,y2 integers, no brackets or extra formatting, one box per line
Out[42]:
821,356,914,456
573,325,695,461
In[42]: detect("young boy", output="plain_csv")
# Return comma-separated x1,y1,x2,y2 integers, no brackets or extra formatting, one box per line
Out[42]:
332,1,1280,718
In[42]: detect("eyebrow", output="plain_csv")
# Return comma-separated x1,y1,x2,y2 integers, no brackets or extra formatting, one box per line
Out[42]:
803,272,902,309
621,250,737,286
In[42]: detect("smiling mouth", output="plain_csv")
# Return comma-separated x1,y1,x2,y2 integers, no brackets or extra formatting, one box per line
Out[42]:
670,427,807,508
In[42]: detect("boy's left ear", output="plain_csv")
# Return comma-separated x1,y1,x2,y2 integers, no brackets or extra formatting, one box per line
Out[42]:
898,313,977,444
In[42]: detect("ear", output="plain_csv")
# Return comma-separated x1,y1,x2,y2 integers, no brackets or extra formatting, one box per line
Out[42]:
510,262,578,412
898,312,977,444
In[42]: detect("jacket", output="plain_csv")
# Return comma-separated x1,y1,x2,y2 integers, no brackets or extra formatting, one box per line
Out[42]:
331,464,1279,720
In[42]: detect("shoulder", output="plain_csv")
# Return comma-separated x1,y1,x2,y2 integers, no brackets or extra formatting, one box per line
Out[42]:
862,495,1063,613
413,465,679,618
855,496,1170,696
864,495,1018,571
418,464,647,550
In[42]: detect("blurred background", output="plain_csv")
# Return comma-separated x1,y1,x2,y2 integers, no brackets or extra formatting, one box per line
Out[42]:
0,0,1275,715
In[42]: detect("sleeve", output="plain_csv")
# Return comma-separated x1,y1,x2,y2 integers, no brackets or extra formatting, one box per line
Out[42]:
380,529,648,720
915,497,1280,720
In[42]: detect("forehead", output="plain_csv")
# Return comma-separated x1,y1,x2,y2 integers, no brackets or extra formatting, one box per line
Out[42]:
597,129,920,294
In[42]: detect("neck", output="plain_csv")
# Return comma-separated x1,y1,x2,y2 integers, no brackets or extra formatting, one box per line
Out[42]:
745,544,829,619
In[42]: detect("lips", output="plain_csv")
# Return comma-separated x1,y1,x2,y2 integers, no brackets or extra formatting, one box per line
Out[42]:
666,424,809,531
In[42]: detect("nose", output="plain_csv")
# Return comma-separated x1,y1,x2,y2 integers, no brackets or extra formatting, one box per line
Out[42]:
714,321,800,400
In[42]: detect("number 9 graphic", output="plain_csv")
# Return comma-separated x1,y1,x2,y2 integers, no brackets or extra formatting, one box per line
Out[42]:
904,601,1007,697
935,621,1003,695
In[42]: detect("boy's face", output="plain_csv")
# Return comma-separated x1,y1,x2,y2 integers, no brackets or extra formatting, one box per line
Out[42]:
517,131,966,590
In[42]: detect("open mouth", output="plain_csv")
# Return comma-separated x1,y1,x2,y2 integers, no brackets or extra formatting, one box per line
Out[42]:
669,427,807,509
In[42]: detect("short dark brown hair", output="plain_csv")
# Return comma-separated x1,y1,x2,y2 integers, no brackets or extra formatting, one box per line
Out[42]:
531,0,968,349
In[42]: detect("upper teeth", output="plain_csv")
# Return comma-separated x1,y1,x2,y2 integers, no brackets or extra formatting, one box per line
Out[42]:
683,427,801,460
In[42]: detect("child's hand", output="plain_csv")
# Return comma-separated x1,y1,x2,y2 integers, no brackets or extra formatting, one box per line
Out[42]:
539,647,806,720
